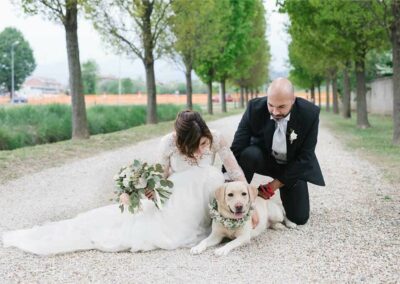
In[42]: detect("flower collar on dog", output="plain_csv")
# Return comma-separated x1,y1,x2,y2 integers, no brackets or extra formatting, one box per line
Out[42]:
209,199,252,230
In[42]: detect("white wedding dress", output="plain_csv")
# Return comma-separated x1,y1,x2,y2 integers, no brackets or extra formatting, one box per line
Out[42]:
2,130,245,255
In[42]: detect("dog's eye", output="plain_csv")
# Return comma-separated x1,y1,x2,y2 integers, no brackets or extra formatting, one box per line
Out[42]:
227,193,234,197
242,192,247,196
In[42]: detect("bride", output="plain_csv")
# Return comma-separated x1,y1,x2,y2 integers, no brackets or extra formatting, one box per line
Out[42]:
2,110,248,255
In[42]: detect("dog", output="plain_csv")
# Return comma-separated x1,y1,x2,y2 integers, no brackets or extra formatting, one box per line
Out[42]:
190,181,296,256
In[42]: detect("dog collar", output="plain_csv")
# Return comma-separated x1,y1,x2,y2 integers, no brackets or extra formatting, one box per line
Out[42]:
209,199,252,230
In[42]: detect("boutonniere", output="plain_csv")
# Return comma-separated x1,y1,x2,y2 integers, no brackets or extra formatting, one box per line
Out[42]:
289,129,298,144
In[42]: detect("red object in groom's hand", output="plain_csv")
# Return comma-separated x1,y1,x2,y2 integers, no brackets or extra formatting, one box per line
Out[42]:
258,183,275,199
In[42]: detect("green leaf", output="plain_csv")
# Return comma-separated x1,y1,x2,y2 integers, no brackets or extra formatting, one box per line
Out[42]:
155,164,163,173
147,179,156,190
133,160,141,167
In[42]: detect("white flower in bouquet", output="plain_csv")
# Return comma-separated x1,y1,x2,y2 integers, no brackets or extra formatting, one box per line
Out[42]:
113,159,173,214
122,178,130,188
135,176,147,189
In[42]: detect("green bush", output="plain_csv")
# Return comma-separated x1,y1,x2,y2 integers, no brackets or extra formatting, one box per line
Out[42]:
0,104,201,150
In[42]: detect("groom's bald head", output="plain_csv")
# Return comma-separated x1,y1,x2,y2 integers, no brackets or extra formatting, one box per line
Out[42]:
267,78,295,120
267,77,295,100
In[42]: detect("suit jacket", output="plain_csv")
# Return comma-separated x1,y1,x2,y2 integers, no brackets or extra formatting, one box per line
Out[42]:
231,96,325,187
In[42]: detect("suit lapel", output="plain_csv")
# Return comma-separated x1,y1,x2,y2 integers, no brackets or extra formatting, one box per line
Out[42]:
286,101,299,162
263,113,275,153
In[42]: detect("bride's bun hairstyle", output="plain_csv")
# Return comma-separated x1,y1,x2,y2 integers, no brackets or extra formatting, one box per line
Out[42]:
174,110,213,159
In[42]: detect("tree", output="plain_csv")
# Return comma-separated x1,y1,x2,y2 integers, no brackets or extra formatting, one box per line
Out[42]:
82,59,99,94
18,0,89,139
280,0,346,113
214,0,257,113
169,0,212,110
316,0,387,127
194,0,231,115
281,0,388,129
366,0,400,143
121,78,135,94
0,27,36,98
231,0,270,108
342,62,352,118
389,0,400,144
87,0,172,124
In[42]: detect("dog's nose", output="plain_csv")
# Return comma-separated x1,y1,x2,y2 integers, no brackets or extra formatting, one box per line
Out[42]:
235,205,243,212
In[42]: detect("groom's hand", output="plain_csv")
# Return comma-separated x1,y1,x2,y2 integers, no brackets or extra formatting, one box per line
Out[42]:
258,179,284,199
258,183,274,199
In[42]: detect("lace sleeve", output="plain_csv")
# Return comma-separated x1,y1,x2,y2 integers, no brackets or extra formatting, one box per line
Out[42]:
213,131,246,182
158,133,173,178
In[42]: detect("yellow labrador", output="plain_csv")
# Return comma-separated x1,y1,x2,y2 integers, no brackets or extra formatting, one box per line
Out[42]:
190,181,296,256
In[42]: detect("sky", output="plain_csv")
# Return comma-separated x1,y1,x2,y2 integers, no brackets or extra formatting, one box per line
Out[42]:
0,0,289,85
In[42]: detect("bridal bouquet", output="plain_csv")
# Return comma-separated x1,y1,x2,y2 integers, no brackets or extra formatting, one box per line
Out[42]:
113,159,173,213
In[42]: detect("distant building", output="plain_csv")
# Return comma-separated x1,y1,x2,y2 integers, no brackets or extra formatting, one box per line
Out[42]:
19,76,65,97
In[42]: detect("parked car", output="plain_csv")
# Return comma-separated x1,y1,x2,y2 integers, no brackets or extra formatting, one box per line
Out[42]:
11,96,28,104
212,94,234,103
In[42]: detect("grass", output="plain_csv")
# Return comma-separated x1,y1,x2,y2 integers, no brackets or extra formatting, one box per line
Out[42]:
0,104,198,150
0,107,244,184
320,111,400,185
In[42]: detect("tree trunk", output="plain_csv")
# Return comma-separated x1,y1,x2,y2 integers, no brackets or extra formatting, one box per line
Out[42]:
239,86,244,108
65,2,89,139
326,77,330,112
310,83,315,104
250,88,254,100
245,88,249,105
185,65,193,110
143,3,157,124
256,88,259,98
332,73,339,114
391,0,400,144
355,58,371,128
207,80,213,115
317,83,321,108
342,64,351,119
220,79,227,113
144,60,157,123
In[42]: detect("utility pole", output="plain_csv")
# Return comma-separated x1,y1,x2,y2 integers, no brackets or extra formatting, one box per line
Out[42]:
11,41,19,102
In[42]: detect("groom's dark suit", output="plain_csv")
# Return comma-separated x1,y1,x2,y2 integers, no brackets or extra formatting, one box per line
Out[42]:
230,96,325,225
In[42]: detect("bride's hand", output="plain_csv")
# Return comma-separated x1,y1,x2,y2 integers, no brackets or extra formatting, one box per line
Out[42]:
144,189,154,200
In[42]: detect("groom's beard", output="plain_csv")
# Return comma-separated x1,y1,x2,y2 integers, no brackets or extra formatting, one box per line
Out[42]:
271,111,291,120
271,104,294,120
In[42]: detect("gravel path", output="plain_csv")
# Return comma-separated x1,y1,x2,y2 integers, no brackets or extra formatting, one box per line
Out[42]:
0,115,399,283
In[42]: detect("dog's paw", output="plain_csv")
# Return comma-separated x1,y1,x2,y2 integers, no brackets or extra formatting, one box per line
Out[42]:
190,244,207,255
214,246,231,256
284,217,297,229
271,222,286,230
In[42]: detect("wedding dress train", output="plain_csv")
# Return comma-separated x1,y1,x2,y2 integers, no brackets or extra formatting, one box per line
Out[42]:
2,130,245,255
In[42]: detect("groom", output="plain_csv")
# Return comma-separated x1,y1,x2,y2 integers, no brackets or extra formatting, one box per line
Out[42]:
229,77,325,225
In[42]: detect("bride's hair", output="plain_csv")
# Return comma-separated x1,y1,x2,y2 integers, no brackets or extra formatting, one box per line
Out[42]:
174,110,213,159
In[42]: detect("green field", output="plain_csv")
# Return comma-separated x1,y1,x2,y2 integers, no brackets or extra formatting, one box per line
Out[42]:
0,104,201,150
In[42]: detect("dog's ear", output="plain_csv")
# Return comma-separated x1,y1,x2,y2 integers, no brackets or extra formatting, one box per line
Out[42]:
215,184,226,204
248,184,258,202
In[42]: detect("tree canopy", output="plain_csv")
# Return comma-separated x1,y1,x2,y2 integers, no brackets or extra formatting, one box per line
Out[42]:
0,27,36,96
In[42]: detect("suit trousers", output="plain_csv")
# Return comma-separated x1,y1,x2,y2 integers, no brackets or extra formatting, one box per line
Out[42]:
238,145,310,225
